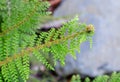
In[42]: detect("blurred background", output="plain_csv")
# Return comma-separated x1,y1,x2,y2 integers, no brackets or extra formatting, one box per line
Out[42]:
28,0,120,82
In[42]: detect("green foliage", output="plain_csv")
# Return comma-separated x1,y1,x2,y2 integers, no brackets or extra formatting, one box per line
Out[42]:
71,75,81,82
85,77,90,82
0,0,94,82
109,72,120,82
71,72,120,82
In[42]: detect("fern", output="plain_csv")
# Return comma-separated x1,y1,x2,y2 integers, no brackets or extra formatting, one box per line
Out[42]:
71,75,81,82
71,72,120,82
0,0,94,82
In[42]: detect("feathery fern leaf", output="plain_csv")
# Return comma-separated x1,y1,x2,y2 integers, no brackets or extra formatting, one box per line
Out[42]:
71,72,120,82
0,0,94,82
0,0,50,81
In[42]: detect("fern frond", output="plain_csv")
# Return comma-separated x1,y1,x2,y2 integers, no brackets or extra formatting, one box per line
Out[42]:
0,0,49,37
71,72,120,82
0,20,94,67
0,0,94,81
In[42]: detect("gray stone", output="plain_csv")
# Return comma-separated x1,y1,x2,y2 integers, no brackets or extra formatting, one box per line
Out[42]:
54,0,120,77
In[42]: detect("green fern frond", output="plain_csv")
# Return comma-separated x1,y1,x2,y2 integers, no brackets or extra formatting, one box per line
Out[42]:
71,72,120,82
0,21,94,67
0,0,49,37
0,18,94,65
0,0,95,82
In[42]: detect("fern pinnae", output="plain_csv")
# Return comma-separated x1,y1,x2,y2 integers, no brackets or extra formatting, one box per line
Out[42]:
33,50,54,70
10,31,19,55
15,58,27,81
22,55,30,79
53,29,61,40
1,65,12,82
57,44,67,65
36,34,43,45
45,28,56,43
69,33,86,55
50,45,62,65
2,36,11,60
49,28,67,64
69,38,79,58
40,32,49,44
50,45,58,65
0,37,4,61
7,61,19,82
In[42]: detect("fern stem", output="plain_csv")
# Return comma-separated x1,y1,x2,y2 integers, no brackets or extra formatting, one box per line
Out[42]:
0,25,94,67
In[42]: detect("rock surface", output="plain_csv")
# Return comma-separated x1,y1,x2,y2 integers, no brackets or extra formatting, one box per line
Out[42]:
54,0,120,77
